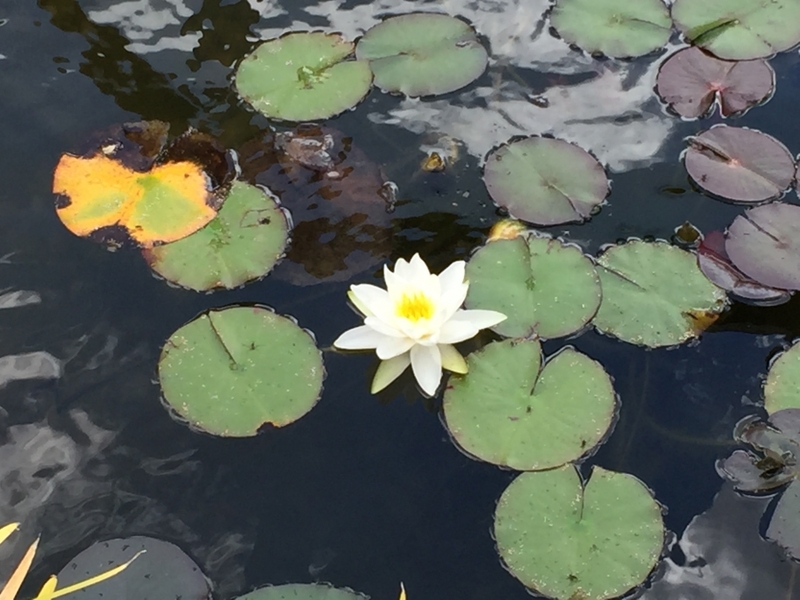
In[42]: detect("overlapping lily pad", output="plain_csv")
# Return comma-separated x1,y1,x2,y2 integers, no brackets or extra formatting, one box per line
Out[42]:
443,339,617,471
684,126,795,203
725,203,800,291
593,240,727,347
550,0,672,58
698,230,790,305
483,137,609,226
53,154,220,248
494,465,664,600
158,305,324,437
765,343,800,413
235,584,368,600
55,536,210,600
143,181,290,291
718,410,800,560
355,13,487,97
672,0,800,60
656,47,775,118
235,32,372,122
465,234,601,339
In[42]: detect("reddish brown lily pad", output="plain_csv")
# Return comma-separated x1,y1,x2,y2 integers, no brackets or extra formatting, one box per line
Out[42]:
726,203,800,291
656,47,774,118
684,126,795,203
698,230,790,304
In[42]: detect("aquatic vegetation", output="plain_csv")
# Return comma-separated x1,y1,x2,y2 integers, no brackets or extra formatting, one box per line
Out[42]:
234,583,368,600
158,306,324,437
655,47,775,119
333,254,506,397
764,342,800,413
355,13,487,97
0,523,140,600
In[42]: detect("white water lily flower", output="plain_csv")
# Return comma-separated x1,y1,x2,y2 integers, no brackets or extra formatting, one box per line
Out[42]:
334,254,506,397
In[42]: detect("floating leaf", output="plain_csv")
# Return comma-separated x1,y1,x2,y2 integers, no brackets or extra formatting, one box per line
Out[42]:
684,126,795,203
483,137,608,226
494,465,664,600
550,0,672,58
725,203,800,291
158,305,324,437
718,410,800,560
355,13,487,97
655,46,774,118
465,234,601,339
698,230,791,304
143,181,290,291
765,343,800,413
443,339,617,471
55,536,210,600
234,584,368,600
672,0,800,60
235,32,372,122
53,154,219,248
593,240,727,347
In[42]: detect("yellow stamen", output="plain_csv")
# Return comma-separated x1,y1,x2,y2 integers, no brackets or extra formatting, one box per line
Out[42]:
396,291,434,322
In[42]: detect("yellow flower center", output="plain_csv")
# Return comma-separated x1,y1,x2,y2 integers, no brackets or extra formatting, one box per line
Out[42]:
396,290,434,322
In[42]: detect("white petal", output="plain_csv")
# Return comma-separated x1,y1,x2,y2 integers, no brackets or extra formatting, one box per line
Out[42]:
333,325,389,350
376,335,416,360
371,353,411,393
347,289,373,317
392,257,413,280
364,315,405,338
439,344,468,374
351,284,397,326
410,344,442,397
438,309,507,343
408,253,432,282
437,281,468,322
438,261,466,294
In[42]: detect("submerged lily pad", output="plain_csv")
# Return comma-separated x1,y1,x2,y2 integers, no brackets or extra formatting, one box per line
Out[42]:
550,0,672,58
443,339,617,471
684,126,795,203
765,343,800,413
56,536,210,600
494,465,664,600
235,32,372,122
718,410,800,560
158,305,324,437
725,203,800,291
672,0,800,60
143,181,290,291
483,137,608,226
235,584,368,600
698,230,791,305
355,13,487,97
53,154,219,248
656,47,774,118
593,240,727,347
465,234,601,339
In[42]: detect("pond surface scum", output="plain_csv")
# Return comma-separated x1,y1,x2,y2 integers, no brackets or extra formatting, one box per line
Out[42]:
2,0,800,599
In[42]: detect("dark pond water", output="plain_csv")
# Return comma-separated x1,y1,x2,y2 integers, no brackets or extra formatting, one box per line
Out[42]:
2,1,800,599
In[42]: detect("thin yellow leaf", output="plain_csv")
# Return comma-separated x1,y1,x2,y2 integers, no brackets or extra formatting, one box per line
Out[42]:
0,523,19,546
399,582,406,600
0,537,39,600
51,549,145,598
32,576,57,600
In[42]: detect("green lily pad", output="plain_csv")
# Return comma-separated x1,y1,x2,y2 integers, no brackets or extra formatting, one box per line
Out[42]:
765,343,800,413
158,305,324,437
718,410,800,560
551,0,672,58
355,13,488,97
465,234,601,339
483,137,609,226
494,465,664,600
235,32,373,122
443,339,617,471
672,0,800,60
593,240,727,347
234,584,368,600
143,181,290,292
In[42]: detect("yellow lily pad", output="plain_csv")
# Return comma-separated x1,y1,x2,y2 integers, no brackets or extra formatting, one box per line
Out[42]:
53,154,219,248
